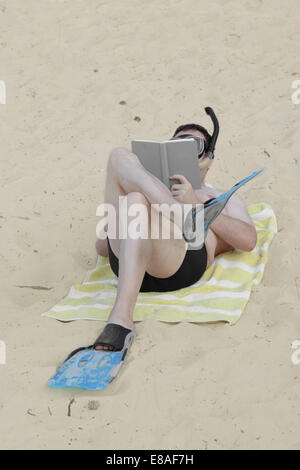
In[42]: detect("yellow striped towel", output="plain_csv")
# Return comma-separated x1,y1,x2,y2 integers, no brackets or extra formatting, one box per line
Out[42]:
42,203,277,325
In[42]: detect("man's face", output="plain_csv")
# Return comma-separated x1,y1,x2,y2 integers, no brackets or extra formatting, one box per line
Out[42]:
174,128,209,166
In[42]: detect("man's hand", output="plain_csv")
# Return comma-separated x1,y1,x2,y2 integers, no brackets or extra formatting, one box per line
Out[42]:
169,174,199,205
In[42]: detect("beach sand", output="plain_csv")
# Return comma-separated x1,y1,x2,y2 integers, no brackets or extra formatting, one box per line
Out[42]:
0,0,300,450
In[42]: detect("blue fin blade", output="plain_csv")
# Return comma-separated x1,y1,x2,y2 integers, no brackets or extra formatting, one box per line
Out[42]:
48,349,124,390
203,167,265,233
208,168,264,206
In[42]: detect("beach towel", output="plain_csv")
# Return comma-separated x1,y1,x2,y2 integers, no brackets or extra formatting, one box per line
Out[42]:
42,203,277,326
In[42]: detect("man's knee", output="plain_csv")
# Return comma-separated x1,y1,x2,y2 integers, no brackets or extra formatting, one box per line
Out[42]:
108,147,139,169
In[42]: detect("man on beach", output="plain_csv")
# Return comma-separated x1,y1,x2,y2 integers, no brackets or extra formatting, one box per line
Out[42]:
94,123,257,351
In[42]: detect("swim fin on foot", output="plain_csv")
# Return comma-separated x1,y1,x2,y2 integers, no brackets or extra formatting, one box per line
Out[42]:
48,326,135,391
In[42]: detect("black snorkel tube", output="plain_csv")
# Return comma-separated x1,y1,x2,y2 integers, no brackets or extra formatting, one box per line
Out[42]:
199,106,220,169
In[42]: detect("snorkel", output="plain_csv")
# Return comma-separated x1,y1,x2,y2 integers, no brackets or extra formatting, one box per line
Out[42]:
171,107,220,170
198,107,219,169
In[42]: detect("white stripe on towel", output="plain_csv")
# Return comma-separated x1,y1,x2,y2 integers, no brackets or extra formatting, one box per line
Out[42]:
251,208,274,222
51,301,242,317
211,258,265,274
67,287,250,302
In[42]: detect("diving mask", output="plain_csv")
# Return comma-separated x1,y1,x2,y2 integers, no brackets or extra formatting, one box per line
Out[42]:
170,134,207,159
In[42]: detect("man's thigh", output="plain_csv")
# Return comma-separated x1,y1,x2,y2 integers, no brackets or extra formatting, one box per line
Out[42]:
109,206,187,279
146,236,187,278
143,210,187,278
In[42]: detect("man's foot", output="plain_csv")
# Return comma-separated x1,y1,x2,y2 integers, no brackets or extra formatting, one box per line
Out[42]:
94,321,134,351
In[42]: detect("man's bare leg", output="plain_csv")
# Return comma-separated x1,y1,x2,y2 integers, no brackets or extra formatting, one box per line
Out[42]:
100,147,218,265
103,147,189,266
95,148,189,350
106,147,183,230
96,196,188,350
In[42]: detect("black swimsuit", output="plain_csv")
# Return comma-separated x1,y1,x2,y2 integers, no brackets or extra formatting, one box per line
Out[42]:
107,237,208,293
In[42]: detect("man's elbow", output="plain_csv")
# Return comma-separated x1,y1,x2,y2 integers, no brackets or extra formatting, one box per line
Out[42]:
243,227,257,252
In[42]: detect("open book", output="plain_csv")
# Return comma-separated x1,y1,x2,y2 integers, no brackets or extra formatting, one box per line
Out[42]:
131,139,202,190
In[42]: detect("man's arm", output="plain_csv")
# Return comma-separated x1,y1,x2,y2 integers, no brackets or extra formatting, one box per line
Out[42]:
209,194,257,252
169,174,257,252
210,213,257,251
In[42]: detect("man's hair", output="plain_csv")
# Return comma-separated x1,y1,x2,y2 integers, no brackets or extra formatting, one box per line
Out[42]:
172,123,211,145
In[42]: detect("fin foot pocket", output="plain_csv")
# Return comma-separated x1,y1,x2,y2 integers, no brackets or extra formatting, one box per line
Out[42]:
93,323,133,351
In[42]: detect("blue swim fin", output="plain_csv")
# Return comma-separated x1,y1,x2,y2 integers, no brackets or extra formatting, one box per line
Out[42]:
203,167,265,234
48,330,135,390
184,167,265,245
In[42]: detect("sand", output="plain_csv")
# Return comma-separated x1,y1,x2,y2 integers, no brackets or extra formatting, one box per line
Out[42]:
0,0,300,450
